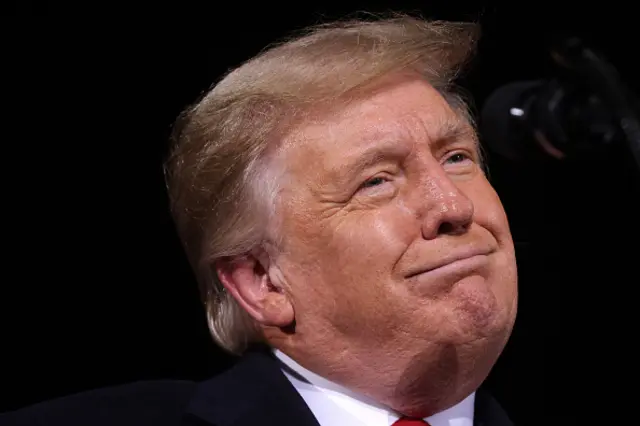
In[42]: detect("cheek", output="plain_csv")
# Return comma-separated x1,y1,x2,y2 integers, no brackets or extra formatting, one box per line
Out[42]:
470,183,513,247
327,208,416,278
281,206,416,318
469,185,518,312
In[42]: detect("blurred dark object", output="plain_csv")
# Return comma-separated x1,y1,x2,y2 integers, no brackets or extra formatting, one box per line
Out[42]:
481,37,640,182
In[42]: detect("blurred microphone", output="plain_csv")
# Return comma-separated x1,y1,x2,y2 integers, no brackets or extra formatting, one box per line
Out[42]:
480,78,618,161
480,38,640,172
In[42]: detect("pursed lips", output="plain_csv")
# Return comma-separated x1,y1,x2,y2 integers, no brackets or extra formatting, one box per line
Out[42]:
405,244,495,278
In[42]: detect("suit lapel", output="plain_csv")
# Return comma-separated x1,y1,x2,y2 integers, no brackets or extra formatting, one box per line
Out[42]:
182,346,513,426
182,347,321,426
473,387,514,426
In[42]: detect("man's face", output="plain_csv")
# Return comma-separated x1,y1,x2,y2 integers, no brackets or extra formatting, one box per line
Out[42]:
267,76,517,405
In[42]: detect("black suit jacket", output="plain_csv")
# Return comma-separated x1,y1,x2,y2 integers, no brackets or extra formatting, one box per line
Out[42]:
1,348,514,426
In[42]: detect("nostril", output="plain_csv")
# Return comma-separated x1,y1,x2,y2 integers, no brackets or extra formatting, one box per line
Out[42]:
438,222,455,234
438,221,470,235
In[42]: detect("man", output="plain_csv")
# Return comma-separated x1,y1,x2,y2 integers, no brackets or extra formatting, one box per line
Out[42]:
2,14,518,426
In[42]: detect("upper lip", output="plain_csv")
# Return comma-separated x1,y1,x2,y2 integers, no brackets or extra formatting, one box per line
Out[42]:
405,244,495,278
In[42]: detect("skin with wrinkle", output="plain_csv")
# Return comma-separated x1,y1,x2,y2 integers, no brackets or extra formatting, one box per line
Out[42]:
220,74,518,418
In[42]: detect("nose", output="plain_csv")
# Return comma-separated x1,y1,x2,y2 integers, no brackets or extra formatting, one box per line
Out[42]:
419,170,474,240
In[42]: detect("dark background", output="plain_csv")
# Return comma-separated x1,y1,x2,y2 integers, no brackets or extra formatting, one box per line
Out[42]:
4,3,640,425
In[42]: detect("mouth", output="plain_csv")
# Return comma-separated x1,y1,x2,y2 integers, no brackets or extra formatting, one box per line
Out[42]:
405,246,495,279
404,254,493,294
409,254,491,280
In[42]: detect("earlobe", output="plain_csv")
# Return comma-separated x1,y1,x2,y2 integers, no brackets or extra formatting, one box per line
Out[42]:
215,254,294,328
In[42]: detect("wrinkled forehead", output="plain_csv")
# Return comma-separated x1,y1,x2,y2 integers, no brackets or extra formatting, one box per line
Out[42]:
275,78,475,167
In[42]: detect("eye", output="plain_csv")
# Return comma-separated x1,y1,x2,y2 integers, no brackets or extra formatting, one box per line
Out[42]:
445,152,472,164
353,171,398,201
360,176,388,189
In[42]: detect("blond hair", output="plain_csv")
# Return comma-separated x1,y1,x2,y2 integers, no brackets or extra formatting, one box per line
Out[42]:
164,14,480,354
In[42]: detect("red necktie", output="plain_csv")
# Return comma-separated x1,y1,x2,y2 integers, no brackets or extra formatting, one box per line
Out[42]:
392,418,430,425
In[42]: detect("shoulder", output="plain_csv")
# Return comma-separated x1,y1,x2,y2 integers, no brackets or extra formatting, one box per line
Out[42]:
0,380,198,426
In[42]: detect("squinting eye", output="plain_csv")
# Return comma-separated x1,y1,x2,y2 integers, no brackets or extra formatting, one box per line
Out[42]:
360,176,387,189
445,153,471,164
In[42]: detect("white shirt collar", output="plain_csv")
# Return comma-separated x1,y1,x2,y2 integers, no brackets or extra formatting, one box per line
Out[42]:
274,350,475,426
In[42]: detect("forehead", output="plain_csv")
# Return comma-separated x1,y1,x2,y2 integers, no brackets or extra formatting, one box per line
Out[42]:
276,77,471,178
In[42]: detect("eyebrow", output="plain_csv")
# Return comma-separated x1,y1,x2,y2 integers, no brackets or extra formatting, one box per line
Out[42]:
429,115,478,152
334,115,478,180
349,139,409,169
326,138,410,186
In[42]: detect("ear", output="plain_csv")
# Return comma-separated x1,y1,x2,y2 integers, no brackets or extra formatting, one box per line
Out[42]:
215,253,294,328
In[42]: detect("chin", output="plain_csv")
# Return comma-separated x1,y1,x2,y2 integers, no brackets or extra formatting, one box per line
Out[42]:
452,253,517,340
453,304,515,389
446,277,508,335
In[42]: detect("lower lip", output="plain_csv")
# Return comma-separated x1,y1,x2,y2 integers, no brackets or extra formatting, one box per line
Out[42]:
408,255,490,287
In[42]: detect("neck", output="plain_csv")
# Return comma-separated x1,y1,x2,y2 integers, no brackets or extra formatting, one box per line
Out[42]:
271,340,482,418
274,349,394,412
